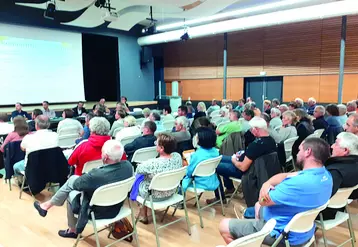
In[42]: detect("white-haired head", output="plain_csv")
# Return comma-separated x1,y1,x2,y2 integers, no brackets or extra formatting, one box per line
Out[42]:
295,98,304,108
337,104,347,116
270,107,281,118
89,117,110,135
333,132,358,156
347,100,357,112
175,116,188,131
308,97,317,106
314,105,325,118
249,117,268,130
101,140,124,163
124,115,136,127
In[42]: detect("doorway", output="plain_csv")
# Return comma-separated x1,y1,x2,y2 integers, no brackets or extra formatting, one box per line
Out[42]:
244,76,283,111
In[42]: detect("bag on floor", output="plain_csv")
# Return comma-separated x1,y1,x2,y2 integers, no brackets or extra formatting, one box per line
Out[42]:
111,218,133,242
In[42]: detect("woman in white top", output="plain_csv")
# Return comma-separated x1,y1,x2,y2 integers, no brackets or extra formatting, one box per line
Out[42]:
115,115,141,141
109,110,126,136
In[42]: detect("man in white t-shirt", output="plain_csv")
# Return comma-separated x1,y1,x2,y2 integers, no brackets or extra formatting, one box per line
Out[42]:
162,106,175,122
57,109,83,135
13,115,59,175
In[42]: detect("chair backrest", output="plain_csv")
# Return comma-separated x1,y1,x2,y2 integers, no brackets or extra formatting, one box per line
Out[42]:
211,116,222,124
118,134,141,146
82,159,103,174
136,118,145,126
131,146,158,163
314,129,325,138
210,110,221,118
284,202,329,233
274,125,281,131
90,176,135,207
192,156,222,177
58,134,79,148
283,136,299,156
223,219,276,247
328,184,358,209
149,166,187,192
162,120,175,130
58,126,79,136
305,132,320,140
112,127,123,137
133,108,143,113
217,121,230,130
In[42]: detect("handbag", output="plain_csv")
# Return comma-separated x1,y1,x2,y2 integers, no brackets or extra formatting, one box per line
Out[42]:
111,218,133,242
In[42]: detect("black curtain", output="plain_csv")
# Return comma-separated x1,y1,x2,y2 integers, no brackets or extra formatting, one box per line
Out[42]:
82,33,119,101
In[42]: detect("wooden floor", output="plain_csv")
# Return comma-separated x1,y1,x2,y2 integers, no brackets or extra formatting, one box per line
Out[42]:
0,180,357,247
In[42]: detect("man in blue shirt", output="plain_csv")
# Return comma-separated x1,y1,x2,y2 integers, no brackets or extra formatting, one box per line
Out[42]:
11,102,31,120
218,137,332,246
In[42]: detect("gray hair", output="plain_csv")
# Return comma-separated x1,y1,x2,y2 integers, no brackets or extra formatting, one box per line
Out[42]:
279,104,289,111
142,108,151,118
350,114,358,127
315,105,325,115
102,140,124,161
35,115,50,129
337,104,347,116
295,98,304,108
308,97,317,104
270,107,281,117
124,115,136,127
337,132,358,155
244,102,255,111
89,117,110,135
176,116,188,129
347,101,357,111
151,111,161,121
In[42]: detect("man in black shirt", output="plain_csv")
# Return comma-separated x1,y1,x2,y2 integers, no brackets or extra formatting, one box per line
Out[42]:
207,117,277,204
313,105,328,133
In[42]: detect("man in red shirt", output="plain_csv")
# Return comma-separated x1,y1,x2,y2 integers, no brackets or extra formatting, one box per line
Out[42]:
68,117,126,175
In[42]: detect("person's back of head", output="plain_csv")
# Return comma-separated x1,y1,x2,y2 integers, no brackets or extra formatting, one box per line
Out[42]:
272,98,280,107
95,105,106,117
196,127,216,149
178,105,188,116
116,110,126,120
295,98,304,108
294,108,311,124
151,111,161,122
124,115,136,127
163,105,172,115
260,112,271,125
32,109,43,120
101,140,124,164
347,100,357,112
35,115,50,130
143,121,157,135
63,109,74,119
230,110,240,121
249,117,268,137
243,109,254,121
296,137,330,170
337,104,347,116
156,133,177,155
13,116,29,137
332,132,358,156
326,104,339,117
0,113,9,122
288,101,298,110
142,108,151,118
89,117,110,136
270,107,281,118
85,112,95,124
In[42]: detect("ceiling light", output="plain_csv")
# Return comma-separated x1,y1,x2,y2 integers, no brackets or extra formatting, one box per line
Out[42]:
156,0,313,31
180,32,190,41
44,1,56,20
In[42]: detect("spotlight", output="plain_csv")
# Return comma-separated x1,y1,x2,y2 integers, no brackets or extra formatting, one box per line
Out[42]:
95,0,106,8
180,32,190,41
44,1,56,20
142,25,156,35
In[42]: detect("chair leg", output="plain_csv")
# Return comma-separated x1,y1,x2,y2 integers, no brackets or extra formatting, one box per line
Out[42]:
193,183,204,228
91,212,101,247
182,187,191,236
193,193,203,207
8,178,12,191
150,195,161,247
135,196,148,225
19,175,26,199
227,183,240,205
319,213,328,247
272,234,283,247
346,206,356,246
218,185,225,216
128,199,140,247
160,206,170,223
73,234,81,247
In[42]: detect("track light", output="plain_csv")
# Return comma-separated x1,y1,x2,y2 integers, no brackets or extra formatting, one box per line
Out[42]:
94,0,106,8
180,32,190,42
44,1,56,20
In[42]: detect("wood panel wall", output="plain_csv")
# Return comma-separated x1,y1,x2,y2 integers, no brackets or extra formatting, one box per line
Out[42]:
163,15,358,103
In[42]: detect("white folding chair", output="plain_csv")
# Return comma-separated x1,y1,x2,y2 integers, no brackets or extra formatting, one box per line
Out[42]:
136,118,145,126
211,116,223,125
272,202,329,247
162,120,175,131
133,108,143,113
135,166,191,247
227,177,242,205
186,156,225,228
58,126,80,136
131,146,158,163
112,127,122,138
58,134,79,149
82,159,103,174
305,132,321,140
117,134,141,146
316,185,358,247
314,129,325,138
73,177,139,247
216,219,276,247
210,110,221,118
283,136,299,172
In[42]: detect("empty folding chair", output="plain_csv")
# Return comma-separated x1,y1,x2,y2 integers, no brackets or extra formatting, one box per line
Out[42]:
316,184,358,247
135,166,191,247
82,159,103,174
186,156,225,228
117,134,141,146
210,110,221,118
216,219,276,247
131,146,158,164
133,108,143,113
73,176,139,247
283,136,299,172
272,202,329,247
162,120,175,131
58,134,79,149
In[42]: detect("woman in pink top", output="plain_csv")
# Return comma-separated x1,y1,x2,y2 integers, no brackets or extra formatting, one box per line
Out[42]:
0,116,29,152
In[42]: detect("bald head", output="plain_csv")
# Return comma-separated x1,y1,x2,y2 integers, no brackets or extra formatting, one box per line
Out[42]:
35,115,50,130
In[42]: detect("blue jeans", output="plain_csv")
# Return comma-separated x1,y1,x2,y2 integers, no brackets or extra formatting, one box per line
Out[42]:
13,159,25,176
215,155,243,199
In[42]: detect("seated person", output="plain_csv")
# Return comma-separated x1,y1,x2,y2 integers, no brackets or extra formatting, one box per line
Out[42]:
269,108,283,130
186,101,195,119
171,116,191,142
241,109,254,133
194,102,207,120
111,102,129,116
57,109,83,136
149,111,164,131
92,98,110,114
115,116,141,142
69,117,112,176
108,110,126,136
234,99,245,113
124,121,157,162
136,133,182,224
121,96,129,108
207,99,221,116
344,114,358,136
177,105,188,118
292,109,314,158
11,102,31,120
322,132,358,219
28,109,43,132
75,113,94,145
337,104,348,127
264,100,271,115
42,101,56,119
207,117,277,204
216,110,242,148
182,127,220,192
140,108,151,130
0,113,13,135
162,105,175,122
269,111,297,144
0,116,29,153
33,140,133,239
13,116,59,175
72,101,87,117
219,138,332,246
313,105,328,131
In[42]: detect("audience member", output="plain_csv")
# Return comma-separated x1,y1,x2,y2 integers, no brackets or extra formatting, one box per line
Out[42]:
57,109,83,136
313,105,328,131
136,133,182,224
195,102,207,120
288,101,297,110
272,98,280,108
112,102,129,116
292,109,314,158
177,105,188,118
269,111,297,143
260,112,271,126
307,97,317,115
219,138,332,246
0,113,13,135
75,113,94,144
69,117,112,176
93,104,106,117
234,99,245,113
11,102,31,120
241,109,254,133
278,104,289,114
221,99,228,110
115,116,141,142
326,104,342,129
28,109,43,132
93,98,110,114
337,104,348,126
141,108,151,130
108,110,126,136
172,116,191,142
13,115,59,175
207,99,221,116
124,121,157,162
72,101,87,117
269,108,282,130
344,114,358,135
0,116,28,152
33,140,133,238
263,100,271,115
121,96,129,108
182,127,220,192
216,110,242,148
226,103,233,113
162,105,175,122
347,100,357,116
186,101,195,118
42,101,56,119
295,97,305,110
149,111,163,131
207,117,277,204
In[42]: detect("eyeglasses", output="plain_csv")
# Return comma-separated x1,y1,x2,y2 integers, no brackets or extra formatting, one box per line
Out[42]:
154,141,158,146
